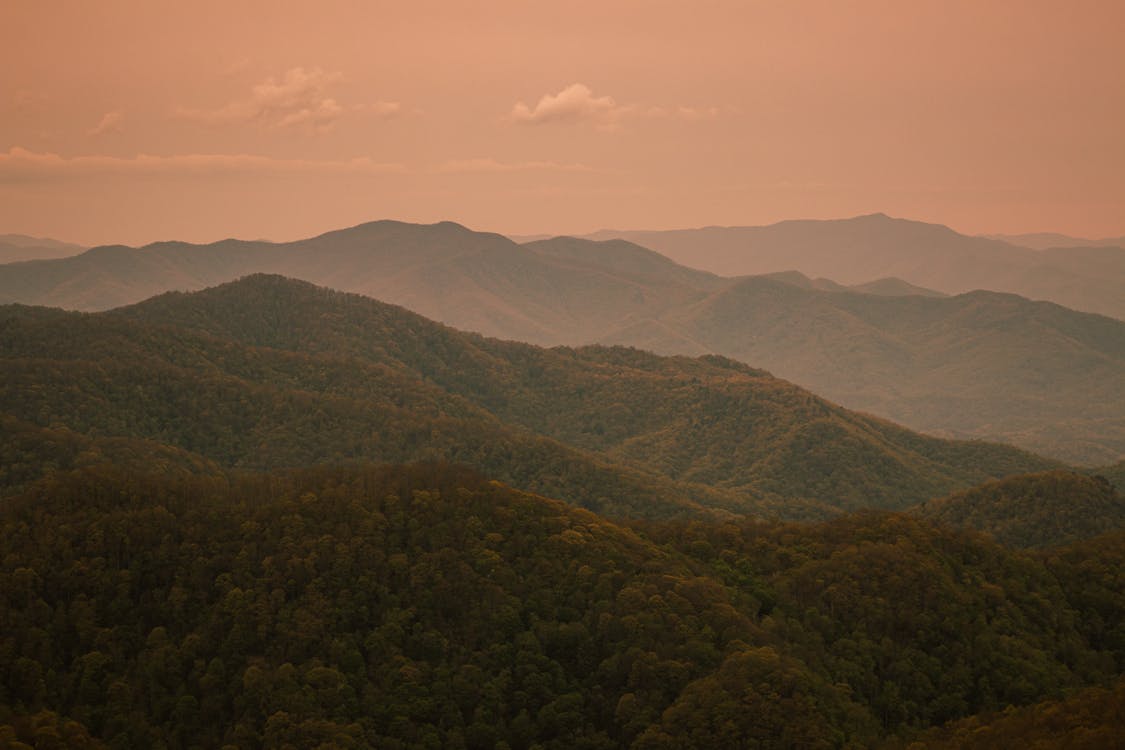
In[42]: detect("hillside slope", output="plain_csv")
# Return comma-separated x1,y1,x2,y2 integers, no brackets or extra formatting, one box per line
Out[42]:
613,277,1125,464
116,275,1058,511
3,463,1124,747
2,276,1058,519
2,219,1121,464
912,471,1125,548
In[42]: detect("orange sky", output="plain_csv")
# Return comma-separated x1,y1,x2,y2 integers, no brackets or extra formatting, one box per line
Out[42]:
2,0,1123,246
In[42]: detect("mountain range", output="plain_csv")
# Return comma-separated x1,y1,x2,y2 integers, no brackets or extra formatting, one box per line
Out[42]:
0,233,86,264
3,270,1124,747
580,213,1125,321
984,231,1125,251
3,217,1121,464
1,274,1063,521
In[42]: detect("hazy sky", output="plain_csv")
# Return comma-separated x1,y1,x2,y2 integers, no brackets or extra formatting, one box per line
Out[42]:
2,0,1123,246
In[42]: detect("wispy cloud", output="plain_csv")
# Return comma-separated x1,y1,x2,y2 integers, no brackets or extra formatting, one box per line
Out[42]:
510,83,720,130
88,111,123,136
0,147,405,182
511,83,625,127
436,157,596,174
174,67,400,133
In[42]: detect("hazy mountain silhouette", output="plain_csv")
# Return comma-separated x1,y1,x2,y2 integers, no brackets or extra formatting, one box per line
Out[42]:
985,231,1125,250
586,214,1125,320
608,277,1125,465
0,234,86,264
1,219,1122,463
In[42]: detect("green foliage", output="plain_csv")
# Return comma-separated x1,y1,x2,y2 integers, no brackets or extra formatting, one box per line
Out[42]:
0,463,859,749
887,677,1125,749
914,470,1125,547
2,464,1124,747
638,512,1125,733
0,273,1054,518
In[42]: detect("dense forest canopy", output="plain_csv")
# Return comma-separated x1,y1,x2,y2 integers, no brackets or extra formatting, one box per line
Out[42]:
2,463,1124,748
2,276,1122,747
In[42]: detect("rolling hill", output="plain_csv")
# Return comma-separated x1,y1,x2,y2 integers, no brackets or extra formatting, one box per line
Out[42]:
0,221,723,346
586,213,1125,321
1,219,1121,464
5,462,1124,747
607,276,1125,465
0,233,86,264
0,275,1060,520
985,231,1125,250
912,470,1125,548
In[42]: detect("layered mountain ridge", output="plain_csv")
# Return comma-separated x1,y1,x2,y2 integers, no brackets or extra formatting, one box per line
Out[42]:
0,274,1061,520
1,217,1122,464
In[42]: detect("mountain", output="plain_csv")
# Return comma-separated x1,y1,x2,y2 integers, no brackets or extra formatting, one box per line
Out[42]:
2,219,1121,464
0,221,723,346
757,269,946,297
0,233,85,263
912,470,1125,548
985,231,1125,250
587,213,1125,321
0,274,1060,520
609,277,1125,465
3,461,1123,747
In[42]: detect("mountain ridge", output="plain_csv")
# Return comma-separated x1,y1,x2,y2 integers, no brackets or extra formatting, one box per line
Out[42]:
2,218,1122,463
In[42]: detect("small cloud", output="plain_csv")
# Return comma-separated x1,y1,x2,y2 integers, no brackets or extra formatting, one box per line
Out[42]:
0,146,405,182
176,67,348,133
511,83,625,127
89,111,123,136
510,83,719,130
436,157,596,174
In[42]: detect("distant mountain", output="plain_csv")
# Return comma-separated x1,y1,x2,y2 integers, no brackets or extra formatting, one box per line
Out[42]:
610,277,1125,465
0,233,85,263
985,231,1125,250
757,269,946,297
587,214,1125,321
1,274,1059,520
0,221,724,346
2,219,1121,464
913,471,1125,548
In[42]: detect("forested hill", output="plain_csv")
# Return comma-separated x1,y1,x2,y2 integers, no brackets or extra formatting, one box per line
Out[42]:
2,218,1121,465
912,470,1125,548
2,275,1057,519
97,273,1059,512
2,463,1123,748
624,276,1125,465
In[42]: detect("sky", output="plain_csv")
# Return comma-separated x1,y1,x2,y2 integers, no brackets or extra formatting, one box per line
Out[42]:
2,0,1123,246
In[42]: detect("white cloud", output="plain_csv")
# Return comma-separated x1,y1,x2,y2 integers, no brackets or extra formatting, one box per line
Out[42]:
510,83,719,129
176,67,350,133
511,83,625,127
89,111,123,136
0,147,405,182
